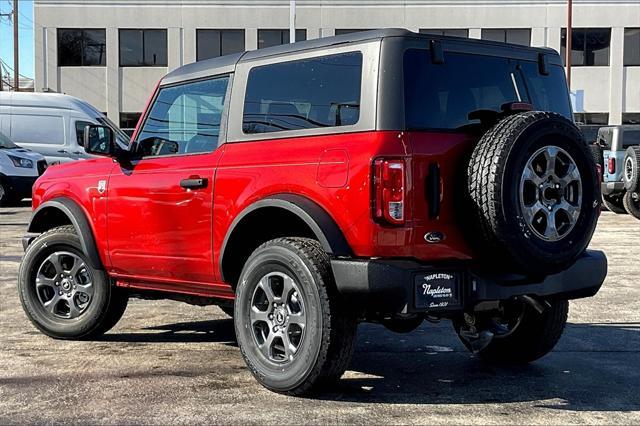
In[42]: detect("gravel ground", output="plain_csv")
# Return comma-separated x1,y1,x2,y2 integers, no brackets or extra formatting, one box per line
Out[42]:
1,206,639,424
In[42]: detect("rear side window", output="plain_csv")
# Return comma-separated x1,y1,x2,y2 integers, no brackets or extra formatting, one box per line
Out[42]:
623,130,640,148
242,52,362,134
11,115,65,145
136,76,229,156
404,49,572,131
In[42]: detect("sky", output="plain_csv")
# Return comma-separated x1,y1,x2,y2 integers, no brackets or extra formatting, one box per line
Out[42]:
0,0,35,79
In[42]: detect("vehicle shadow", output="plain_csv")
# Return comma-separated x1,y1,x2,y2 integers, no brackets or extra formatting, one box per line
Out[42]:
99,320,639,411
99,318,237,345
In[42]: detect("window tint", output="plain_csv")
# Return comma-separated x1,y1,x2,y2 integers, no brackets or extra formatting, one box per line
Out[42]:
481,29,531,46
561,28,611,66
243,52,362,134
136,77,229,156
623,129,640,148
74,120,93,147
58,29,106,66
403,49,572,131
119,29,167,66
11,115,64,145
258,29,306,49
197,30,245,61
419,29,469,38
624,28,640,66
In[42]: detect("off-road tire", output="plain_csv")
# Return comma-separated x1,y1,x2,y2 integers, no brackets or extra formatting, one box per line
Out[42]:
602,193,627,214
18,225,128,339
234,237,357,395
0,181,17,207
622,146,640,192
455,300,569,363
467,111,599,275
623,191,640,219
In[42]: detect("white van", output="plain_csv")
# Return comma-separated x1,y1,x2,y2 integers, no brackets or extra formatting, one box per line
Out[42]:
0,132,46,206
0,92,130,164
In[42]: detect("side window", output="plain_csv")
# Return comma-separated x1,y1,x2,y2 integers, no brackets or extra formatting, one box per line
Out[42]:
136,76,229,156
74,120,93,147
242,52,362,134
11,115,65,145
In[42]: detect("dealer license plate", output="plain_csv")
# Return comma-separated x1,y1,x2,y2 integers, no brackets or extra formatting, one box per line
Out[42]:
414,272,461,310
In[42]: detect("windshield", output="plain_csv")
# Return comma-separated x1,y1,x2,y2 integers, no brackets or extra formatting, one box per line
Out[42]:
0,132,18,149
404,49,572,131
96,115,131,147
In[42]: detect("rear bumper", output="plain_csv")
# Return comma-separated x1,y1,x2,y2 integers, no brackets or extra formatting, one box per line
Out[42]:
602,181,625,195
331,250,607,314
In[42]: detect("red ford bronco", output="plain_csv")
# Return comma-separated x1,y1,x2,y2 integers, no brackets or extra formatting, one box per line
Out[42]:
19,29,607,395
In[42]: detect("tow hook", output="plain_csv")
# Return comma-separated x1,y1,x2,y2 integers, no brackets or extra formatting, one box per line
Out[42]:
458,313,494,353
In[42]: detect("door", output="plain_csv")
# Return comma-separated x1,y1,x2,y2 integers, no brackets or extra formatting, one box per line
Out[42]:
106,75,230,285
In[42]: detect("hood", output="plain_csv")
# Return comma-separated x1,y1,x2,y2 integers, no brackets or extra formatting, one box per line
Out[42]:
3,147,46,162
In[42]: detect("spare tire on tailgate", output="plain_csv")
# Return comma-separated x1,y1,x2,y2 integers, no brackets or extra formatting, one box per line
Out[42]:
467,111,600,276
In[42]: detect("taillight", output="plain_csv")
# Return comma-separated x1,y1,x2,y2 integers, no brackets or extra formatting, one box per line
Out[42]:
608,157,616,175
373,158,405,225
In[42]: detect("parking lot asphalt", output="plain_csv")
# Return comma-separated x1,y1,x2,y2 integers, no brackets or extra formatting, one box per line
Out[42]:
1,206,639,424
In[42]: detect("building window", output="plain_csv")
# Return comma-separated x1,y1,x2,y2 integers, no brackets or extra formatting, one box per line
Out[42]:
335,29,371,36
58,29,106,66
257,29,306,49
120,113,142,135
574,113,609,125
196,30,245,61
243,52,362,134
481,29,530,46
624,28,640,66
561,28,611,66
623,113,640,125
419,29,469,38
119,29,167,67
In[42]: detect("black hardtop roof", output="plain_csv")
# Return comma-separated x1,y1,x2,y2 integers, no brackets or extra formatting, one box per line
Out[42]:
161,28,558,85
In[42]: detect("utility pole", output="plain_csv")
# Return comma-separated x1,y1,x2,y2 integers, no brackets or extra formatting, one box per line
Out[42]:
13,0,19,92
566,0,573,90
289,0,296,43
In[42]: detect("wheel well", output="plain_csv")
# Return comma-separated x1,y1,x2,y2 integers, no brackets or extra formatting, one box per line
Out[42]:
221,207,318,288
28,206,73,233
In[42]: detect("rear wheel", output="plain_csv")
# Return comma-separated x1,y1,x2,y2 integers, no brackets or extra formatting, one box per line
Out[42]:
602,193,627,214
454,300,568,363
623,191,640,219
18,226,128,339
467,111,599,275
622,147,640,192
234,238,357,395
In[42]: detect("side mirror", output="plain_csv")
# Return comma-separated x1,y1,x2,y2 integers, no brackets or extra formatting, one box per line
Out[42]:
84,125,115,157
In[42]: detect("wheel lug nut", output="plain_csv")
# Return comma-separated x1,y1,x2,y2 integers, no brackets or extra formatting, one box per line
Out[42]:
58,290,63,295
55,282,59,286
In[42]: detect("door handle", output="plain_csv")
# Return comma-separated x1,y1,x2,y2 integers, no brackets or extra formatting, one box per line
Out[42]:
57,149,68,153
180,177,208,190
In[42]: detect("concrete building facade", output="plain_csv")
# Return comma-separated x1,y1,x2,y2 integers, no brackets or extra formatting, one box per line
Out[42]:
34,0,640,129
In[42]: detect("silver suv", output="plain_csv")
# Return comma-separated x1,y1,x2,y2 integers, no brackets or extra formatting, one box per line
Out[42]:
595,125,640,217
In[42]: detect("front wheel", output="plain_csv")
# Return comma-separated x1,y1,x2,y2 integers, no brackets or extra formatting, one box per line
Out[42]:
234,238,357,395
454,299,568,364
18,226,128,339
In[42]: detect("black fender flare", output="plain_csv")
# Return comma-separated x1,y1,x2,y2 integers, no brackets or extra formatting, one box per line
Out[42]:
219,194,352,281
27,197,104,270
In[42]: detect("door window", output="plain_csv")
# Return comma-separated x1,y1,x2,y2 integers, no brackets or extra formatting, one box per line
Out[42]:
74,120,93,147
136,76,229,156
11,115,65,145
